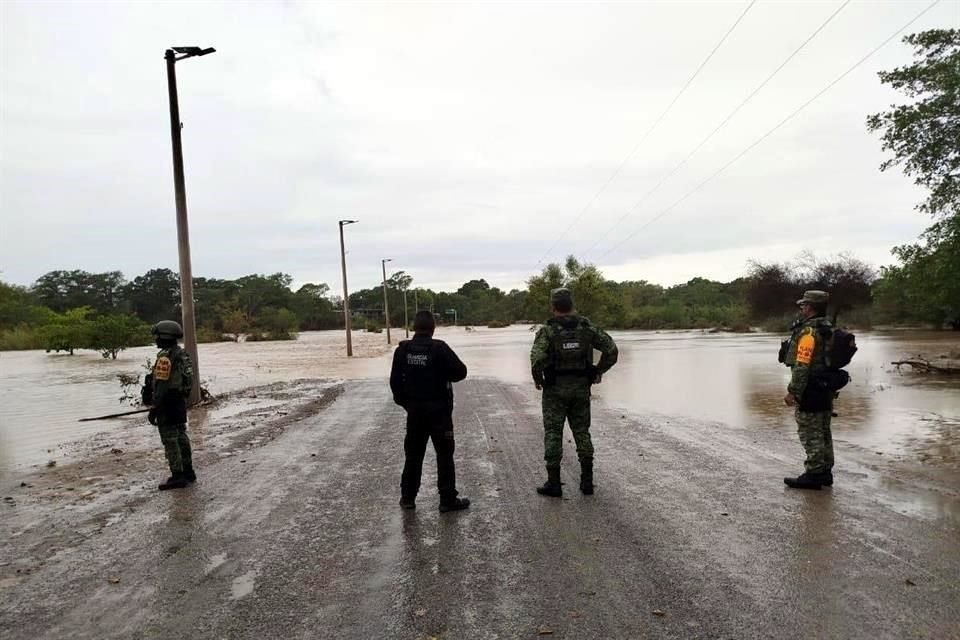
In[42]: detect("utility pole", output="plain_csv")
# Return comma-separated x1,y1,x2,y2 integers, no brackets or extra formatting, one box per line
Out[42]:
165,45,214,406
338,220,357,356
403,288,409,339
381,258,392,344
413,289,418,312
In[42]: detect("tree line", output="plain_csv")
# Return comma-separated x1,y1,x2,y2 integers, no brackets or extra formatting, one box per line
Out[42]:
0,247,921,357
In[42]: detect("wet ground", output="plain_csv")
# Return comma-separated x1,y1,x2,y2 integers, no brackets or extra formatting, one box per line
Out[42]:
1,376,957,639
0,326,958,638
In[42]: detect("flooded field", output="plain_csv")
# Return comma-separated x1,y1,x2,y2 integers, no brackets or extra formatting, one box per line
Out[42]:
1,325,958,477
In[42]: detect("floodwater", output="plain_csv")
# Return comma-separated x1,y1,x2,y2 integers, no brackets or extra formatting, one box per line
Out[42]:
0,325,958,476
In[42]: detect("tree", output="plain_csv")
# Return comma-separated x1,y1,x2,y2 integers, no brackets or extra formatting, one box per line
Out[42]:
218,307,250,341
796,252,876,325
124,268,180,324
87,314,151,359
41,307,94,355
867,29,960,327
744,261,798,320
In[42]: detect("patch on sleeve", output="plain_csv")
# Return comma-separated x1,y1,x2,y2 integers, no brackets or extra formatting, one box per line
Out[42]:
154,357,173,381
795,334,815,365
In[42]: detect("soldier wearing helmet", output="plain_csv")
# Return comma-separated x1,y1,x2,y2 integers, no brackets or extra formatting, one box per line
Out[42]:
530,288,618,498
142,320,196,490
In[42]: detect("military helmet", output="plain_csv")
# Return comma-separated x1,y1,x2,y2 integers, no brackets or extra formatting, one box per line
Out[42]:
152,320,184,339
550,287,573,305
796,290,829,306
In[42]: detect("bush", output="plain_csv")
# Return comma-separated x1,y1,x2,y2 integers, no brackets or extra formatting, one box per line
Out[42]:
256,308,299,340
487,320,511,328
0,326,45,351
365,318,383,333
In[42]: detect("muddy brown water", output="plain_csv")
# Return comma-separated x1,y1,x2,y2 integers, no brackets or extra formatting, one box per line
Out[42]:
1,326,957,478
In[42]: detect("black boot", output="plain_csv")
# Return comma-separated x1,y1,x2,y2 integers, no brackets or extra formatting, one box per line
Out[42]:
537,467,563,498
439,497,470,512
399,496,416,510
183,467,197,483
158,473,189,491
783,472,823,490
816,471,833,487
580,462,594,495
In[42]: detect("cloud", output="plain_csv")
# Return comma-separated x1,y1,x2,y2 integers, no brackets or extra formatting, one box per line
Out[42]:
1,0,953,292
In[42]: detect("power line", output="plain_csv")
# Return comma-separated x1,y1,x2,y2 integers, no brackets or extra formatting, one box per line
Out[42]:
583,0,852,259
532,0,758,268
599,0,942,262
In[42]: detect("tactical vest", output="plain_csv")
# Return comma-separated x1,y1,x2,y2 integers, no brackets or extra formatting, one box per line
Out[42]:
399,338,452,407
548,317,593,375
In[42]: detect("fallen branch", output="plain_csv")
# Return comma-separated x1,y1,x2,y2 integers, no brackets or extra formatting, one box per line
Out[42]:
891,359,960,374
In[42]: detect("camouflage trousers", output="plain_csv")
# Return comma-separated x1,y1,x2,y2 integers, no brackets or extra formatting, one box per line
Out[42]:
158,423,193,474
542,386,593,470
795,409,834,474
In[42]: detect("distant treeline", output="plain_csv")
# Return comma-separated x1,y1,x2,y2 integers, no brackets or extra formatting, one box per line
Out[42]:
3,249,945,355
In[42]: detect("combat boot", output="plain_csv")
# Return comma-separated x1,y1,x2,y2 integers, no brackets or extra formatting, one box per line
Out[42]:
399,496,416,510
537,467,563,498
815,471,833,487
183,467,197,483
439,497,470,512
580,462,594,495
158,473,189,491
783,472,823,490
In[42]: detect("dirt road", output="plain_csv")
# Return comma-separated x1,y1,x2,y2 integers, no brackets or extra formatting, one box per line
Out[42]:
1,378,958,639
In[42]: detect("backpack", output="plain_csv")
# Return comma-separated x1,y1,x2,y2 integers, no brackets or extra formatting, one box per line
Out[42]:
826,328,858,369
816,326,857,391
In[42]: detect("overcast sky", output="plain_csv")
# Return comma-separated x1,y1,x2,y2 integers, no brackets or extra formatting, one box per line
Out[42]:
1,0,956,293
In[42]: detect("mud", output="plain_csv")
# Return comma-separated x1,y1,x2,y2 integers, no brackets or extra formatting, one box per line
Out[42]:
1,377,957,639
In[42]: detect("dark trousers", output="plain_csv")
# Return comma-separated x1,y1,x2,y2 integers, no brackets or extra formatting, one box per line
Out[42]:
401,405,457,501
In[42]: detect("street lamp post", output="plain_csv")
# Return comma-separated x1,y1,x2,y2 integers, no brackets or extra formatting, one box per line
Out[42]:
165,45,215,406
381,258,392,344
338,220,357,356
403,289,409,339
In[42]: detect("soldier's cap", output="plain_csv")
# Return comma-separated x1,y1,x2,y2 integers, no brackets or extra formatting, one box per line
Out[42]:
796,290,829,305
550,287,573,304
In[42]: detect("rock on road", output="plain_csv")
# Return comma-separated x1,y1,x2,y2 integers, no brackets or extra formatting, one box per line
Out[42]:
1,378,958,639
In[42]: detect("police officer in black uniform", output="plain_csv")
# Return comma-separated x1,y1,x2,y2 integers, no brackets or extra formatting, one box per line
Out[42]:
390,310,470,512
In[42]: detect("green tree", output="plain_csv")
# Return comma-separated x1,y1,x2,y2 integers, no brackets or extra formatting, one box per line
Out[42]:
124,268,180,323
867,29,960,327
218,307,250,341
87,314,151,359
41,307,94,355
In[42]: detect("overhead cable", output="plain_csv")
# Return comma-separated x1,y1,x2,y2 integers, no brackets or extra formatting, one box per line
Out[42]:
584,0,852,259
532,0,758,268
599,0,942,262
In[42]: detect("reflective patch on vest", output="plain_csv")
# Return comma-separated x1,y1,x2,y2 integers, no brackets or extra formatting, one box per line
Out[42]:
406,353,429,367
561,341,581,350
154,357,173,381
796,334,815,366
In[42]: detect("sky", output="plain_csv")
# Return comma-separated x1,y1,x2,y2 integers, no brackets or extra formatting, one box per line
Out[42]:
1,0,957,294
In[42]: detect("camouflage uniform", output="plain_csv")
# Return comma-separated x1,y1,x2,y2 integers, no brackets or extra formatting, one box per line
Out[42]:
785,314,834,476
530,314,618,473
151,346,194,475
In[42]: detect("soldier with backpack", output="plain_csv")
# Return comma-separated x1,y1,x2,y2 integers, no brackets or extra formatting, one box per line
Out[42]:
530,288,618,497
780,290,857,490
141,320,196,491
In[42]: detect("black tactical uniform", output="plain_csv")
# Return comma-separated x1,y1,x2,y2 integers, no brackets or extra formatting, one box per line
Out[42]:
390,324,469,512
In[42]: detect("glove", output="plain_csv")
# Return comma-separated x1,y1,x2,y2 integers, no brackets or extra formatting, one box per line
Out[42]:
592,371,602,385
148,409,159,426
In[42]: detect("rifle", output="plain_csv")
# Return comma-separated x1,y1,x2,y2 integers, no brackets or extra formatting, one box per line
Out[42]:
78,408,151,422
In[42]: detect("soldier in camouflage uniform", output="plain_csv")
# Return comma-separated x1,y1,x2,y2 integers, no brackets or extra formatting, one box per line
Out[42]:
142,320,196,491
530,288,618,497
782,291,835,490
